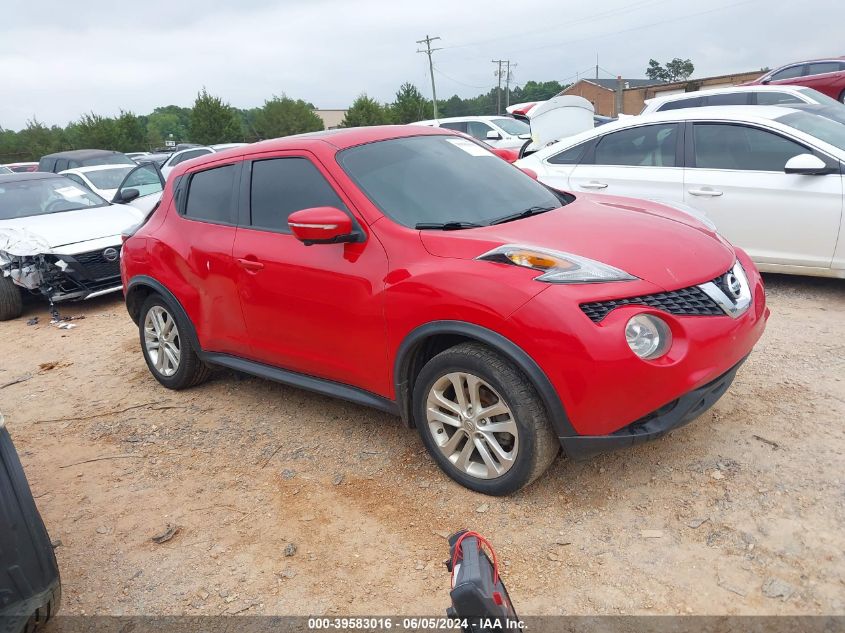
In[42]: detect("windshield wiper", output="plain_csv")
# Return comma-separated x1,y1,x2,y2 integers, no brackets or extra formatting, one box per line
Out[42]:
490,205,556,225
415,221,483,230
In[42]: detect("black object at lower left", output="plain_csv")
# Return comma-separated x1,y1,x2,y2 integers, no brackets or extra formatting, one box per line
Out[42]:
0,419,61,633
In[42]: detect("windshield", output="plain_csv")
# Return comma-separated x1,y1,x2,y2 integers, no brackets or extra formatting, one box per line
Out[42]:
337,135,562,228
81,153,135,167
0,166,12,175
84,166,134,189
797,88,844,108
491,118,530,136
0,177,108,220
777,111,845,152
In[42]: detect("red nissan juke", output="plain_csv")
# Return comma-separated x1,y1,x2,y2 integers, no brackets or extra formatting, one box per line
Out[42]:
121,125,768,495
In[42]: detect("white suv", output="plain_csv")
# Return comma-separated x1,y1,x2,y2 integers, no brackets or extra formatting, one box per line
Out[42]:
411,116,530,149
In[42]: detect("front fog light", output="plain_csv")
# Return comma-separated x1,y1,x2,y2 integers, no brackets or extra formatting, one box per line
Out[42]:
625,314,672,359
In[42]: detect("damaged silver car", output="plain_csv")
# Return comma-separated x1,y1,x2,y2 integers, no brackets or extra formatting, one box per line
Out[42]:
0,172,158,320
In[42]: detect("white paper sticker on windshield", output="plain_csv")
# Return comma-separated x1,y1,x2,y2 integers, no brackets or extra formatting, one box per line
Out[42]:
55,186,87,198
445,138,491,157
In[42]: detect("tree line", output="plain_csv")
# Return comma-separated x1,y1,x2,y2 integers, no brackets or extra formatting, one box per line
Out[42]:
0,80,569,163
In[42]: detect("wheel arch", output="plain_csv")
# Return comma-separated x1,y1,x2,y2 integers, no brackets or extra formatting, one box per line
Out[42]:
393,320,576,438
125,275,202,351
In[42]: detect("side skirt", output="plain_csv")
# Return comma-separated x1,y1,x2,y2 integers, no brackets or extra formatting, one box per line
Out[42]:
200,352,399,416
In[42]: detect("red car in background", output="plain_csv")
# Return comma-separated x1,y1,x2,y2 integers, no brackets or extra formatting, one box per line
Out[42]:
121,126,768,495
3,162,39,173
747,56,845,103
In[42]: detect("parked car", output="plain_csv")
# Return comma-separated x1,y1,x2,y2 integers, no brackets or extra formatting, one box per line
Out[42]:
135,152,172,168
516,105,845,279
0,413,61,631
640,85,845,114
38,149,135,174
126,151,151,162
59,165,136,200
0,173,147,320
3,162,40,173
411,116,531,149
507,101,616,127
746,57,845,103
121,125,767,495
159,146,216,179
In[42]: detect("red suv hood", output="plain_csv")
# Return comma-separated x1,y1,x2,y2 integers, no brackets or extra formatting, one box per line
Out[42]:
419,194,735,290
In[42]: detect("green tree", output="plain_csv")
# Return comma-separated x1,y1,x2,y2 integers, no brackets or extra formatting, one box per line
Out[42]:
115,111,147,151
189,88,242,144
67,113,120,149
252,95,323,140
341,94,393,127
389,82,432,124
646,58,694,82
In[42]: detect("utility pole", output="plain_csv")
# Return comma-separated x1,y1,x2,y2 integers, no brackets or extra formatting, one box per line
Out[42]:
492,59,505,114
596,53,599,79
417,35,442,119
505,60,517,107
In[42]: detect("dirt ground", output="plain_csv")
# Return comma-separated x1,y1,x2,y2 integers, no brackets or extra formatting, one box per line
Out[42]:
0,273,843,617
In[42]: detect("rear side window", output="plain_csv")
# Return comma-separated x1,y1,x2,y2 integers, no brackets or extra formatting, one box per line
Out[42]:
657,96,702,111
594,124,678,167
173,149,212,166
440,121,468,133
693,123,808,171
704,93,750,106
547,141,590,165
184,164,236,224
249,158,347,233
755,91,803,105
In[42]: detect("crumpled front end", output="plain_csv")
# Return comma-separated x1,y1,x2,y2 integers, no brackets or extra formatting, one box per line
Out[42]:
0,228,123,303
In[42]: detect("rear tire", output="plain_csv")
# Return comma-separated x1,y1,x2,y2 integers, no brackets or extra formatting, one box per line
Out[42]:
0,276,23,321
138,294,211,390
839,89,845,105
412,342,559,495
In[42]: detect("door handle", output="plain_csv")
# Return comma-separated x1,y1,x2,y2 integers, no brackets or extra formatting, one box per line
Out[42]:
579,181,608,189
688,188,723,197
237,258,265,272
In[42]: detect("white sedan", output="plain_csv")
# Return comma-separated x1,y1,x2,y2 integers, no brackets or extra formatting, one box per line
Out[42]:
639,85,845,114
159,146,216,179
517,105,845,279
59,164,136,200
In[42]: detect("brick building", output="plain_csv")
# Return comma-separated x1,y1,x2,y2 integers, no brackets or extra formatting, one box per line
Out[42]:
559,70,765,116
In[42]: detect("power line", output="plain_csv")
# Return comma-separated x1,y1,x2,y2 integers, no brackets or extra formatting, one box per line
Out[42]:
416,35,442,119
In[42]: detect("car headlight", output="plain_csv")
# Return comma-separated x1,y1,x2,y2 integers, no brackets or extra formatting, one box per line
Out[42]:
477,244,636,283
625,314,672,359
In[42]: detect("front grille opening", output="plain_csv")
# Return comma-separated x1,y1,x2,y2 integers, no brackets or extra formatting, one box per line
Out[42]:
580,285,723,323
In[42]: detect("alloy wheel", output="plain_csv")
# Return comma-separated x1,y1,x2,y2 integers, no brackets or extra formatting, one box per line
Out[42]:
144,305,181,377
425,372,518,479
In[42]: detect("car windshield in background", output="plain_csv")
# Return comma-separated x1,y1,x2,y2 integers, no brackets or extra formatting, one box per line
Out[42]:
83,154,135,167
337,135,561,228
796,88,843,108
777,111,845,152
0,177,108,220
491,118,530,135
84,167,134,189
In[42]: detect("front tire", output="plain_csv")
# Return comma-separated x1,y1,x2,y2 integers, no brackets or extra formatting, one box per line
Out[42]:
0,276,23,321
412,342,559,495
139,294,211,389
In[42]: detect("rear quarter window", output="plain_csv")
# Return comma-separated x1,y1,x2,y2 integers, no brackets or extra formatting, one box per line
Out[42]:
184,164,237,224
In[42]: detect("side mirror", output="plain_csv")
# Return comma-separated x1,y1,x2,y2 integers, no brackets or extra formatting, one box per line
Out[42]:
519,167,539,180
288,207,360,246
784,153,829,175
761,79,771,85
485,130,502,141
117,188,140,203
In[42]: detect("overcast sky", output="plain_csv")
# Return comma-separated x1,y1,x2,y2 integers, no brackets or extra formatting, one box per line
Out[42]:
1,0,842,130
